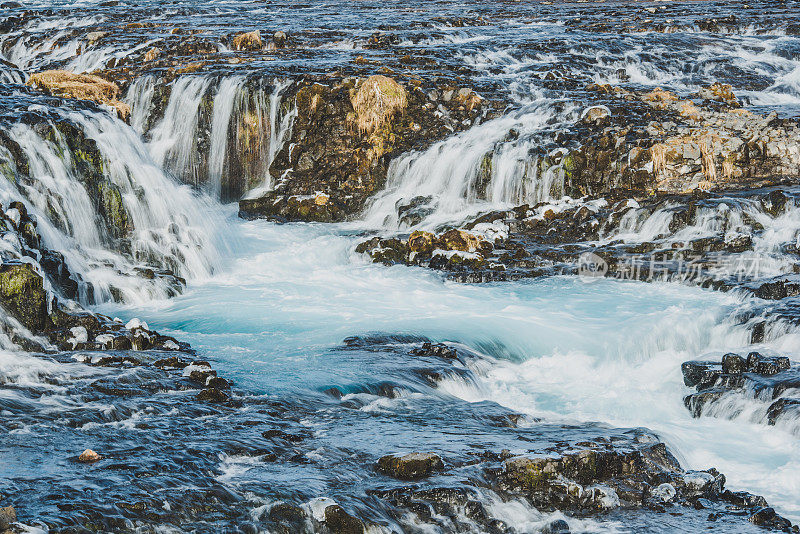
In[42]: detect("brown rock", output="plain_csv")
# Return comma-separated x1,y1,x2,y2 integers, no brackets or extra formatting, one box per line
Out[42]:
232,30,263,51
26,70,130,120
439,229,481,252
408,230,436,254
78,449,101,463
0,506,16,530
324,505,364,534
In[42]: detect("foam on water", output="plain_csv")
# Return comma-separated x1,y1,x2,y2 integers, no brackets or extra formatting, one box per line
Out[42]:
100,217,800,522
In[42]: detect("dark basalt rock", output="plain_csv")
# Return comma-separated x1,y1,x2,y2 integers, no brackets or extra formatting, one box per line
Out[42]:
377,452,444,480
681,352,800,427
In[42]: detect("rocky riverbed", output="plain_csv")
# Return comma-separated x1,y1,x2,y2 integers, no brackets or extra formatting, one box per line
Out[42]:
2,0,800,532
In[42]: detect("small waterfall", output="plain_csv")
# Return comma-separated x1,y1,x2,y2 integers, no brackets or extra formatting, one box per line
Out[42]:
0,107,223,304
130,75,296,202
207,75,246,200
126,74,156,134
146,75,214,189
362,101,575,230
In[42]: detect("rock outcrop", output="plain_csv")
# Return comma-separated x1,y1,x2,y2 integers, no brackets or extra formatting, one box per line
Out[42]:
27,70,131,120
238,75,488,222
560,85,800,197
682,352,800,428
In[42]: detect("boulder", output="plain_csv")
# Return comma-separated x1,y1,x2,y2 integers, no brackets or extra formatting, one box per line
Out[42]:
232,30,263,51
323,505,364,534
377,452,444,480
78,449,101,463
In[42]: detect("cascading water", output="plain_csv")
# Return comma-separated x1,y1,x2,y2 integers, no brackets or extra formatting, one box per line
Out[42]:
363,99,575,230
129,74,296,201
4,1,800,532
0,101,223,304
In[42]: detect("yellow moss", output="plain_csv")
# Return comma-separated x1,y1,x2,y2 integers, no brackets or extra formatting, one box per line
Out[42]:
351,75,408,135
26,70,130,120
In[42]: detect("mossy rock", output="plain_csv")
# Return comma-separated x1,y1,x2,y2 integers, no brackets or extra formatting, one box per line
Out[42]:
0,263,50,332
97,181,131,238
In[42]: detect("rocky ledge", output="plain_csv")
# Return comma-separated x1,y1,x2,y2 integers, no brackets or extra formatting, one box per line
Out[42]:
238,74,491,222
682,352,800,429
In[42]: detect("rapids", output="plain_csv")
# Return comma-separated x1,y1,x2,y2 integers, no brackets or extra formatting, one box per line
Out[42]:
2,0,800,532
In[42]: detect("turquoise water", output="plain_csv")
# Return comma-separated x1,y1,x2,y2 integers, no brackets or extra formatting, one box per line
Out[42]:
98,214,800,522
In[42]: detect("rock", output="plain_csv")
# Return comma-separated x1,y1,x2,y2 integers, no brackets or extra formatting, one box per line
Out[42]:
196,388,229,403
408,230,436,254
581,105,610,125
78,449,102,463
0,506,15,530
440,229,482,253
273,31,287,48
749,507,792,529
651,482,676,503
377,452,444,480
323,505,364,534
232,30,263,51
721,353,746,374
695,82,740,107
351,75,408,134
542,519,570,534
26,70,130,120
0,263,50,332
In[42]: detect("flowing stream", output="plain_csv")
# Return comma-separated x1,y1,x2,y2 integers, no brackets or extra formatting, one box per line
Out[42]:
2,1,800,532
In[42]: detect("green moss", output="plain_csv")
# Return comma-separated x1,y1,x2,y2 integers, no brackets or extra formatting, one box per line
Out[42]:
0,263,50,332
98,182,130,239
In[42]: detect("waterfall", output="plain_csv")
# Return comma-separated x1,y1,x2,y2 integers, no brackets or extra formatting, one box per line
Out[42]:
129,74,296,202
207,75,246,200
0,107,224,304
126,74,156,134
146,75,213,189
362,100,576,230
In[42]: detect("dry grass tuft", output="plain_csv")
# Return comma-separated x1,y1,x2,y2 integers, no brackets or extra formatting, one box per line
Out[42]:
351,75,408,134
27,70,130,120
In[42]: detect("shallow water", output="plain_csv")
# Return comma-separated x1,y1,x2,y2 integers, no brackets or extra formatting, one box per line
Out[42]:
97,213,800,525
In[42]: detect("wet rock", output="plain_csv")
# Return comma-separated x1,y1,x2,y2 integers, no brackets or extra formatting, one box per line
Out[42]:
232,30,263,51
324,505,364,534
196,388,230,403
542,519,570,534
0,262,50,332
682,352,798,425
78,449,102,463
0,506,15,530
749,507,793,530
411,342,458,359
377,452,444,480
